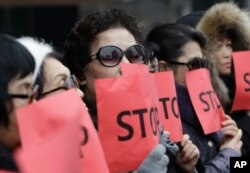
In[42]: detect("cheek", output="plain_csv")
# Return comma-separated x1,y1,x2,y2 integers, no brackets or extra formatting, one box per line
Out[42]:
7,111,20,150
12,99,29,110
87,62,121,79
214,51,224,63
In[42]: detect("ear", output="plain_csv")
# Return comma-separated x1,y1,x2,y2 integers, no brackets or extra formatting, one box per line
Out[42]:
77,76,86,86
79,79,86,86
158,61,168,72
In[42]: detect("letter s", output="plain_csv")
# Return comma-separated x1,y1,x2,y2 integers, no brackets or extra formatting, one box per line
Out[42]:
244,73,250,92
199,92,210,112
117,111,134,141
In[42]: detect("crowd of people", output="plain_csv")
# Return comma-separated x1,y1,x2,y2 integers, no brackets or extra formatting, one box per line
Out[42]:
1,2,250,173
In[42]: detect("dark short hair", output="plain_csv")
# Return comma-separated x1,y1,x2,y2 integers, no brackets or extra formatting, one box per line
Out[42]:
146,23,206,62
177,11,204,28
63,8,143,81
0,34,35,127
34,51,64,99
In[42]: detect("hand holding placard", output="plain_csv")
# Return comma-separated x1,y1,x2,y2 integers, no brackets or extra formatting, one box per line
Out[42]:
186,69,225,134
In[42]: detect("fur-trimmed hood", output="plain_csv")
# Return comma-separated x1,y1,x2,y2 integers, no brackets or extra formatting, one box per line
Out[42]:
197,2,250,51
196,2,250,109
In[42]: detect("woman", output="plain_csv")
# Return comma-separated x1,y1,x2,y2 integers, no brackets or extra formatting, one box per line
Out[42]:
146,23,242,173
63,9,200,173
0,34,35,172
35,52,83,99
196,2,250,156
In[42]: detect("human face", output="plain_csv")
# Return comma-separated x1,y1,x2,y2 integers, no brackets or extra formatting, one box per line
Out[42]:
213,37,232,75
42,57,83,98
170,41,203,85
84,27,138,103
0,74,33,150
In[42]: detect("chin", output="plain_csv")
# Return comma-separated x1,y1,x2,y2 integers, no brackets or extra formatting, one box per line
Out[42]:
221,70,231,76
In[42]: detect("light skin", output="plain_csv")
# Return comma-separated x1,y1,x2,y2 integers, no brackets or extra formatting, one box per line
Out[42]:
42,57,83,98
159,40,242,156
82,27,200,172
0,74,33,151
159,41,203,86
176,134,200,173
83,27,134,103
213,37,232,75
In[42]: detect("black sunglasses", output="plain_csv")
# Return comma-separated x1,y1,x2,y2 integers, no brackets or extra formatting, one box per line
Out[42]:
9,85,39,103
42,75,79,97
167,57,207,71
90,44,146,67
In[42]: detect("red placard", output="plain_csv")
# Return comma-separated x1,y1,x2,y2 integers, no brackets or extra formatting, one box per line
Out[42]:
154,71,183,142
15,90,81,173
186,69,225,134
96,64,160,173
231,51,250,111
79,104,109,173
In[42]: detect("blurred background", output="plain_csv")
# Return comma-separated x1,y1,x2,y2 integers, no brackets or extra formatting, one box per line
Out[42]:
0,0,249,50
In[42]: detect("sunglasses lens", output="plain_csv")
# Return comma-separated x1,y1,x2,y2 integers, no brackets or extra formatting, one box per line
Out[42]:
99,46,123,67
126,45,145,64
64,75,79,89
189,57,206,70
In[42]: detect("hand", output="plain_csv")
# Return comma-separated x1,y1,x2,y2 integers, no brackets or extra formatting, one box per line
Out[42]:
220,129,243,155
221,115,238,138
134,144,169,173
159,130,179,156
176,134,200,173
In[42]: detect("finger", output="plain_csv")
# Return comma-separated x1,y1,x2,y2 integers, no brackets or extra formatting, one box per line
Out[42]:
149,144,166,160
227,129,242,145
189,147,200,160
222,129,238,137
224,114,232,120
180,140,192,157
182,146,196,162
159,154,169,169
234,141,243,153
221,125,238,132
222,119,237,127
159,131,170,144
181,134,190,147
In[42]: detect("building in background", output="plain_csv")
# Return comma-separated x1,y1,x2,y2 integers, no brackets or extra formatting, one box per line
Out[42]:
0,0,243,50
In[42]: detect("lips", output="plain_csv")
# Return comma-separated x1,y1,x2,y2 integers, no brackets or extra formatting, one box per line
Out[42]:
223,62,231,69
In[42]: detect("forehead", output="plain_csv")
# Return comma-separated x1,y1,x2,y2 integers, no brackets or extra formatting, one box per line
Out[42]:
181,41,203,59
218,37,231,43
43,58,70,79
91,27,137,51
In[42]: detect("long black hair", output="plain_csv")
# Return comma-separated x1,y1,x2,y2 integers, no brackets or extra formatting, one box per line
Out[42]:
0,34,35,127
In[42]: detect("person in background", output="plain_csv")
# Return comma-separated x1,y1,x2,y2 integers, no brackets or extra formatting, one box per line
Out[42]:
63,8,200,173
35,51,83,99
146,23,242,173
196,2,250,156
0,34,35,172
143,41,159,73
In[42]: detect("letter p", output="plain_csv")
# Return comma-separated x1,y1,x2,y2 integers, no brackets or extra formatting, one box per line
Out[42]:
242,161,247,167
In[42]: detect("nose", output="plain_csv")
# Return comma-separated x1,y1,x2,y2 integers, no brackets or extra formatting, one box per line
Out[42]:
222,46,232,59
76,88,84,98
121,55,130,64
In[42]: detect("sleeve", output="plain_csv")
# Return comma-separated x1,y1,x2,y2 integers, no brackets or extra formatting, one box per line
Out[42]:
204,148,240,173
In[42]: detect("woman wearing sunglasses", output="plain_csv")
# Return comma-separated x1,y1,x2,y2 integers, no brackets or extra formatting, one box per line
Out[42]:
0,34,35,172
146,23,242,173
197,2,250,157
63,9,201,173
